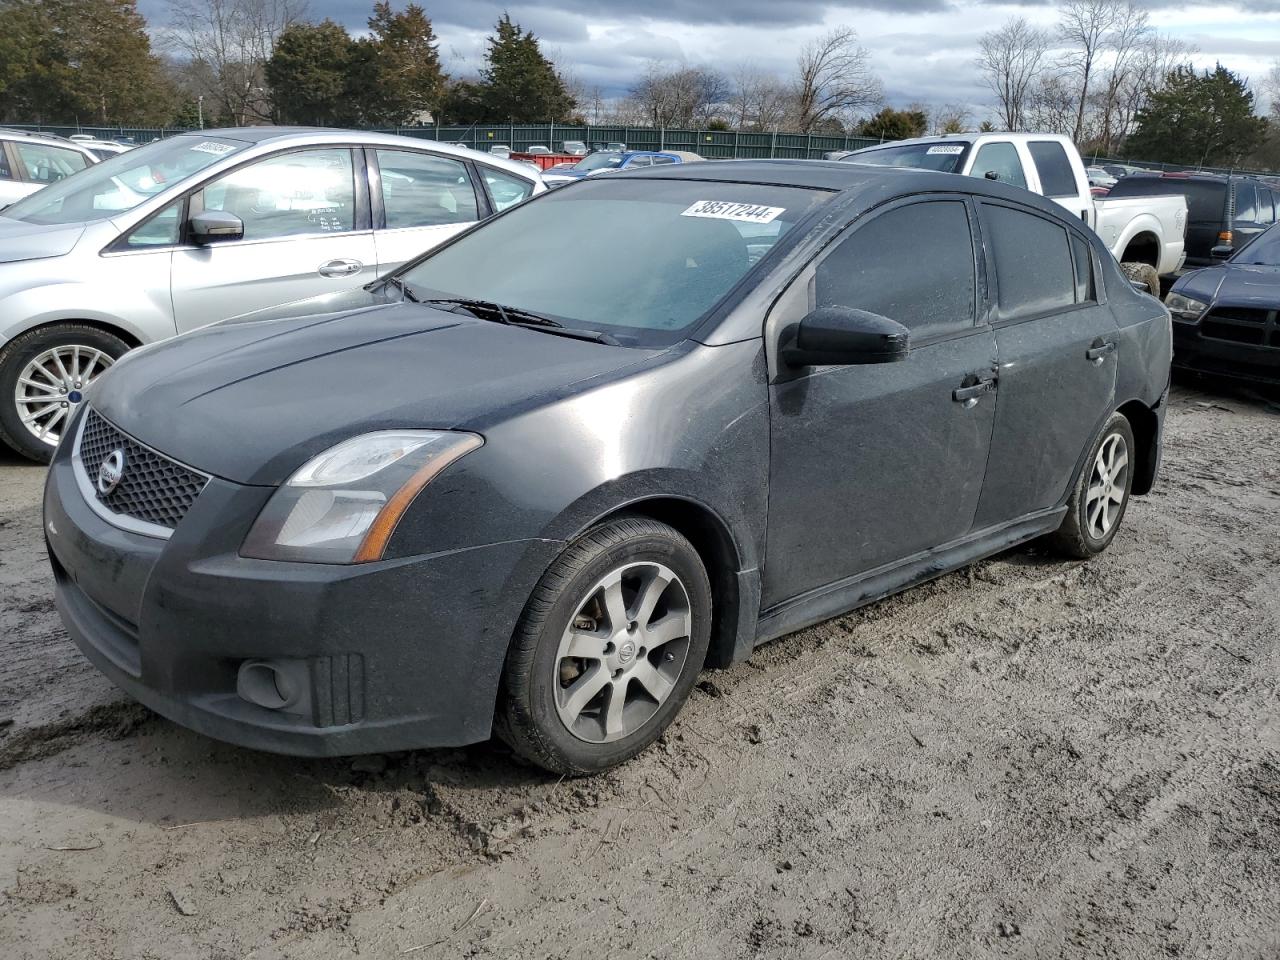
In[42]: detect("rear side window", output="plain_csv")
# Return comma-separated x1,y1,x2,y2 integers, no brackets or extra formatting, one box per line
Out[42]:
1108,177,1227,224
376,150,478,229
481,167,533,212
1261,188,1276,224
1028,141,1078,198
970,142,1026,189
982,203,1075,321
0,146,11,180
1070,233,1095,303
1234,183,1259,223
816,199,976,338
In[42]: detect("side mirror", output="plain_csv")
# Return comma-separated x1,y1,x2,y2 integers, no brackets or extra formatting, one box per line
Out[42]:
1210,244,1232,260
984,170,1000,181
781,307,910,368
189,209,244,245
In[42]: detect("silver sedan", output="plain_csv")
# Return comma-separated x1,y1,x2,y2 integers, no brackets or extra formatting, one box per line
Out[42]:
0,128,545,461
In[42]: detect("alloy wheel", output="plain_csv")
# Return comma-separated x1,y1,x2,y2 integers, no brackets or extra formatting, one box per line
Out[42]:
1086,432,1129,540
14,345,113,446
553,561,692,744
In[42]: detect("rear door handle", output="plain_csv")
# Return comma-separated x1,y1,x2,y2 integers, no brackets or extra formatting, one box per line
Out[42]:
319,258,363,278
953,377,996,407
1086,340,1117,363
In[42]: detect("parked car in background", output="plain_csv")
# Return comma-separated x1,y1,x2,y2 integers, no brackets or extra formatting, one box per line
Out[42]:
44,160,1169,775
527,145,552,155
0,127,544,461
1165,221,1280,383
1087,165,1117,189
841,133,1188,287
541,150,702,186
561,141,589,156
1105,172,1277,272
489,144,512,158
0,129,98,206
79,140,134,160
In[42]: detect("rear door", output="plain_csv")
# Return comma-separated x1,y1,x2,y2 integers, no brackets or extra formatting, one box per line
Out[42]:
370,147,488,275
170,146,376,332
763,196,998,606
972,200,1118,528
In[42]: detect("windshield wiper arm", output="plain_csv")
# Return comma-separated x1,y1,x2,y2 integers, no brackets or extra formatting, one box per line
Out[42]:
375,276,418,302
420,299,620,345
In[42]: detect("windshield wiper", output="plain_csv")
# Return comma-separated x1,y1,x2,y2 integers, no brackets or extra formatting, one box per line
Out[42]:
421,298,618,344
375,276,418,302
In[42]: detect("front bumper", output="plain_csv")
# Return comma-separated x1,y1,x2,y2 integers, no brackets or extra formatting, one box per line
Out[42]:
1172,318,1280,384
43,429,562,756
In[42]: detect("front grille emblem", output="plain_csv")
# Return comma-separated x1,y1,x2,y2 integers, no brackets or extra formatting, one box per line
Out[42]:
97,449,126,496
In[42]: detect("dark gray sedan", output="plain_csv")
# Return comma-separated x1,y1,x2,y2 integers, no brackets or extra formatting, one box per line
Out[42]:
44,161,1172,775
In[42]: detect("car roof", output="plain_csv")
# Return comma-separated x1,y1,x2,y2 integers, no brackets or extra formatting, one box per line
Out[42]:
163,126,541,181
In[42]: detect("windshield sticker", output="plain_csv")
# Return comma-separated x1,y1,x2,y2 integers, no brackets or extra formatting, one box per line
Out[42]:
190,141,235,156
926,145,965,155
681,200,785,224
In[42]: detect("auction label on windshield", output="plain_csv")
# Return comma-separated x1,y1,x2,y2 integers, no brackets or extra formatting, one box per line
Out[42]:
190,141,235,156
682,200,785,224
926,145,965,155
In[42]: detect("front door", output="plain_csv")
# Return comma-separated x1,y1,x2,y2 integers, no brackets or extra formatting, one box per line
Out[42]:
972,200,1118,527
171,147,375,332
763,197,999,608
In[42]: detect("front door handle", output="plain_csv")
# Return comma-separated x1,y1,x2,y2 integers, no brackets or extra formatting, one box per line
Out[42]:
1086,339,1117,364
953,377,996,408
319,258,363,278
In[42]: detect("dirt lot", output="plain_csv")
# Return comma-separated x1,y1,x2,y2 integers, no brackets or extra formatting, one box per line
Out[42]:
2,380,1279,960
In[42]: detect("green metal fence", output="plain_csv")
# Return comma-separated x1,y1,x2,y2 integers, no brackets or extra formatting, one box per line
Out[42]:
4,122,884,160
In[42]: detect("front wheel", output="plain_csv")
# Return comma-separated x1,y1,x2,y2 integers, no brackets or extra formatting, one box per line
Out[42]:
0,324,128,463
1048,412,1135,559
496,517,712,776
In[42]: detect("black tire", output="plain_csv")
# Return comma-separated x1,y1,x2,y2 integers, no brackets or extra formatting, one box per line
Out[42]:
1120,261,1160,297
495,516,712,776
0,324,129,463
1047,412,1135,560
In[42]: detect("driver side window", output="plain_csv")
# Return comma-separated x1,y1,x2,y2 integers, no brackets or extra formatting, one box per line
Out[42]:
199,149,356,241
815,200,978,339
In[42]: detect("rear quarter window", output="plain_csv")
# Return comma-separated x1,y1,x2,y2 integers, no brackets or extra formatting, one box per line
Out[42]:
1027,141,1078,198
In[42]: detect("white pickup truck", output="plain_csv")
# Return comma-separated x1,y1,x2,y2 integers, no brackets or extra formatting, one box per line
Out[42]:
841,133,1187,290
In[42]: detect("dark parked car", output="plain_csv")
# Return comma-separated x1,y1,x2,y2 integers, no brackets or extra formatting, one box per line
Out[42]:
1165,221,1280,383
1106,172,1278,269
45,162,1171,775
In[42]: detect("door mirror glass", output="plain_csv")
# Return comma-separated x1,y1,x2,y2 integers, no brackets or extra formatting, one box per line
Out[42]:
189,209,244,244
782,307,910,367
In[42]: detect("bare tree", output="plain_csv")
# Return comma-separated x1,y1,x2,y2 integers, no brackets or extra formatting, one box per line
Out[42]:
1027,70,1078,136
163,0,306,125
793,27,883,132
1112,32,1194,150
727,64,792,131
977,17,1052,132
1262,59,1280,119
1058,0,1122,144
933,103,972,135
1093,2,1151,152
626,62,730,128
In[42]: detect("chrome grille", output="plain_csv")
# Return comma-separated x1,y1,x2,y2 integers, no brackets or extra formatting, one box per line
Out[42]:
76,409,209,530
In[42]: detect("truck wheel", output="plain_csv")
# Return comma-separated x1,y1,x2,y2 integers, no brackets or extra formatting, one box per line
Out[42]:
1120,262,1160,296
0,324,128,463
495,516,712,776
1048,412,1135,560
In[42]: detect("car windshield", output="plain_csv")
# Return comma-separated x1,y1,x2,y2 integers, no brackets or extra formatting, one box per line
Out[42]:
1232,224,1280,265
843,141,970,172
576,153,624,171
2,134,249,225
400,178,833,347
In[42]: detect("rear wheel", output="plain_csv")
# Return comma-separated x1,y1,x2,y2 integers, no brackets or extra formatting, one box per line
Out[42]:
496,517,712,775
1048,412,1135,559
1120,261,1160,296
0,324,127,463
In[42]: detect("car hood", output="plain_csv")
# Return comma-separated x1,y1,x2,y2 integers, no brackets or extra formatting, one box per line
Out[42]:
1211,263,1280,306
90,301,658,485
0,217,86,263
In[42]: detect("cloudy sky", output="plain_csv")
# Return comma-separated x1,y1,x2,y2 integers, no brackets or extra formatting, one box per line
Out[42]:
140,0,1280,116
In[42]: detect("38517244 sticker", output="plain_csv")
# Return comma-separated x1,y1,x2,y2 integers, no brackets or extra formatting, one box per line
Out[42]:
681,200,786,225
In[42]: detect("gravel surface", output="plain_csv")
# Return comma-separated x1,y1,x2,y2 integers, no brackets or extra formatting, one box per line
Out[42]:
1,380,1278,959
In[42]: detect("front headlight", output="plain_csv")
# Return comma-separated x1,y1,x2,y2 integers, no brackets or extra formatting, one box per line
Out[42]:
242,430,483,563
1165,291,1208,322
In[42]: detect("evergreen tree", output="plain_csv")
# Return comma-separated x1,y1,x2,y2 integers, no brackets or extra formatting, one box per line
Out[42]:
858,107,929,141
0,0,179,125
360,2,447,126
265,20,358,126
1125,64,1266,167
480,14,575,122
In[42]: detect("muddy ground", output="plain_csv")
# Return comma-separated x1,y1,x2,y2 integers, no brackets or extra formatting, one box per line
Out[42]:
1,379,1278,960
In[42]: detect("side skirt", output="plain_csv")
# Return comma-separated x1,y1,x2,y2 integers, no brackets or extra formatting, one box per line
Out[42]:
753,507,1067,647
